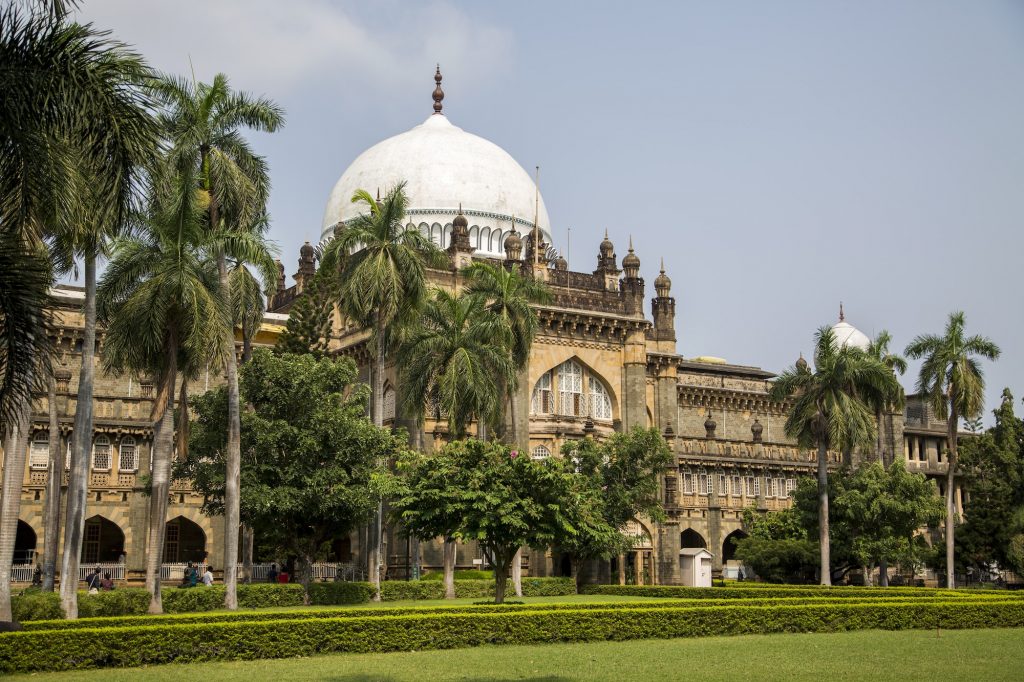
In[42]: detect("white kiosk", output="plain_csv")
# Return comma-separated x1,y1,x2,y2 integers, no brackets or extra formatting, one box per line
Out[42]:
679,548,714,587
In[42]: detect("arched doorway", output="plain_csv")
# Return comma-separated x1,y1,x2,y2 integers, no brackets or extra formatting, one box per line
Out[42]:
722,529,748,563
680,528,707,549
14,521,37,564
164,516,206,564
81,516,125,564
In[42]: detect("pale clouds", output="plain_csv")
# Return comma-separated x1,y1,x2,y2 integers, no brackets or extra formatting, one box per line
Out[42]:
76,0,513,97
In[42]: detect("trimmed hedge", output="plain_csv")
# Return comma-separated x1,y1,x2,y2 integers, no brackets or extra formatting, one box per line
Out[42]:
3,600,1023,673
578,584,1007,600
421,570,494,581
18,593,1010,632
380,577,575,601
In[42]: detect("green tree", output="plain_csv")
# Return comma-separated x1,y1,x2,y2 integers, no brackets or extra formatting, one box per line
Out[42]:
97,166,224,615
555,428,672,587
274,271,337,358
866,330,907,464
319,183,443,598
958,389,1024,575
906,311,1000,588
0,4,158,620
462,261,550,443
178,350,400,600
153,72,283,609
394,439,578,603
770,326,893,585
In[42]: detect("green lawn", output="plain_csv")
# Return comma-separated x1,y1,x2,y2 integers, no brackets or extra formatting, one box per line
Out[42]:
10,628,1024,681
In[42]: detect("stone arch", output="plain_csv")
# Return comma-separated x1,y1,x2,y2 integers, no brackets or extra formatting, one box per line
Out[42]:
15,520,37,564
382,382,396,422
480,226,492,251
469,225,479,248
81,515,125,564
442,224,452,250
722,529,748,563
164,515,207,564
429,223,444,248
490,229,503,253
680,528,707,549
529,354,619,420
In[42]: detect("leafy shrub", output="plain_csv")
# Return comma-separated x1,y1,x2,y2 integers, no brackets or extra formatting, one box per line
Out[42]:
421,570,494,581
11,590,62,622
579,584,995,600
78,590,150,617
4,600,1023,672
306,582,373,605
238,584,305,608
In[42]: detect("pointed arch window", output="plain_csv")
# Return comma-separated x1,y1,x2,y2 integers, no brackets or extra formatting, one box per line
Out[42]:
558,361,584,416
383,387,396,421
531,371,553,414
119,436,138,472
29,431,49,470
589,377,612,420
92,435,111,471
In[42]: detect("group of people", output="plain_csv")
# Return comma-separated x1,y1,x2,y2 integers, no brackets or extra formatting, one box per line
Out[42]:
85,567,115,593
266,563,290,584
178,562,215,588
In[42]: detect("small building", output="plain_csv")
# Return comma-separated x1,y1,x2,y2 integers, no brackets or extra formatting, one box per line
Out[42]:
679,548,714,587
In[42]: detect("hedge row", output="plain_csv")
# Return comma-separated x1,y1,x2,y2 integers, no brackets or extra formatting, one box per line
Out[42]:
11,578,575,621
19,593,1007,632
3,600,1023,673
578,584,1011,600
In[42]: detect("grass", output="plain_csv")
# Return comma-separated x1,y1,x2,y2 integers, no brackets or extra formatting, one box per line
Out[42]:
8,627,1022,681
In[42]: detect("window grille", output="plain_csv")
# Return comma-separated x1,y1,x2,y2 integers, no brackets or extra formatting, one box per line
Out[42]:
531,371,553,414
382,388,396,421
531,445,551,460
29,431,49,469
588,375,612,420
731,475,742,497
119,436,138,472
682,470,694,495
92,435,111,471
558,361,583,416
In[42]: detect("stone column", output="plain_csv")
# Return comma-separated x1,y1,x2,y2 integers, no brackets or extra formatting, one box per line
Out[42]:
708,493,723,573
618,553,626,585
657,520,681,585
622,327,647,431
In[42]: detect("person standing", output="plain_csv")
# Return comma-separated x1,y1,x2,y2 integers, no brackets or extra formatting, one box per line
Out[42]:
202,565,214,587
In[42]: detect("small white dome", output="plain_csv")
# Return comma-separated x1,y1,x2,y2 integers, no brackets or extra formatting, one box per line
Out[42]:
321,113,552,257
831,320,870,351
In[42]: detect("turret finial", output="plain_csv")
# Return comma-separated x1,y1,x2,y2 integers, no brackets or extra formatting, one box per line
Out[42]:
433,65,444,114
660,257,665,273
839,301,845,322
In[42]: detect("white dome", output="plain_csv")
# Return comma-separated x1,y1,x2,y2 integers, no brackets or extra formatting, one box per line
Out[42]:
321,113,552,257
831,321,871,351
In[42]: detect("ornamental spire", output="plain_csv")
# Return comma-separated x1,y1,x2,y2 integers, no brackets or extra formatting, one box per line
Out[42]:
432,64,444,114
839,301,845,322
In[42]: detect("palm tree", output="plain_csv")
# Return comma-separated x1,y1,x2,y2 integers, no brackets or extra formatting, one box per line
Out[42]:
865,331,908,466
153,73,283,610
320,182,444,599
0,5,158,620
462,261,550,444
771,327,893,585
97,166,225,615
906,311,1000,589
397,289,516,597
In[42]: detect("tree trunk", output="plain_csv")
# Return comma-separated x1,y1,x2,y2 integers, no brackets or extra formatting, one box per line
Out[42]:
241,523,254,584
945,405,959,590
368,316,386,601
879,557,889,587
875,408,885,464
59,253,97,619
442,536,456,600
863,563,872,587
41,373,62,592
508,386,519,446
0,399,32,620
145,336,178,614
511,547,522,597
494,556,510,604
217,253,241,611
817,440,831,586
299,551,313,606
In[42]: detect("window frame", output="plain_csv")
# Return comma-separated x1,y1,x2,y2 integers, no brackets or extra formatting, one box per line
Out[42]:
118,436,138,473
92,434,112,471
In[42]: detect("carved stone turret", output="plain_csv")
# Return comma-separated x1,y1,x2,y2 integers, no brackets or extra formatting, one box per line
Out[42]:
704,410,717,439
594,229,620,291
651,258,676,346
447,205,475,269
503,225,523,262
620,237,644,316
751,418,763,443
295,241,316,292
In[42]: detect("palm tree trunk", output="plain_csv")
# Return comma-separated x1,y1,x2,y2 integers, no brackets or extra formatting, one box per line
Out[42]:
145,337,178,614
241,523,254,584
60,252,97,619
511,547,523,597
817,440,831,586
945,405,959,590
369,316,386,601
217,253,242,611
41,373,62,592
875,408,885,464
442,536,456,600
0,399,32,621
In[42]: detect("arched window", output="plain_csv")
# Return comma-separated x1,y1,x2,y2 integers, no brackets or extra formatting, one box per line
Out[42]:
558,360,583,416
29,431,49,470
119,436,137,472
92,435,111,471
531,371,553,414
531,445,551,460
383,387,396,421
681,468,694,495
588,376,612,420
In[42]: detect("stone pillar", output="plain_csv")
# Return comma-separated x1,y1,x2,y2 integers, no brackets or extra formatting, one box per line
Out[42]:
708,495,723,573
635,550,644,585
657,520,681,585
622,327,647,431
618,553,626,585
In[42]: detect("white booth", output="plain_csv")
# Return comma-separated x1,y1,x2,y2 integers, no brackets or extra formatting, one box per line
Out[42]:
679,548,714,587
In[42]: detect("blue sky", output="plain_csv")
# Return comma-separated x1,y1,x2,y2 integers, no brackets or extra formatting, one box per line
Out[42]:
78,1,1024,422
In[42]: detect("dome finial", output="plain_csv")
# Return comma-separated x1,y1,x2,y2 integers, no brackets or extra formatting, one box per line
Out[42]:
839,301,845,322
660,257,665,274
433,64,444,115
